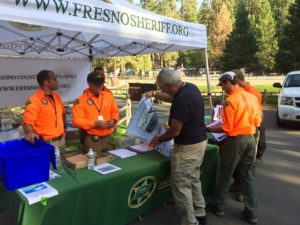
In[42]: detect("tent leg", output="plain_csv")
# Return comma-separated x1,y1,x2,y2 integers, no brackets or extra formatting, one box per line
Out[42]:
204,48,213,117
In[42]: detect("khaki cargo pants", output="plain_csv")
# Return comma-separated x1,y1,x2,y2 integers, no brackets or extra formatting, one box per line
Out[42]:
171,140,207,225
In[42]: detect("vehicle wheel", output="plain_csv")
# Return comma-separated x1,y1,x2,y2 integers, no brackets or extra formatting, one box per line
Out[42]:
276,112,285,127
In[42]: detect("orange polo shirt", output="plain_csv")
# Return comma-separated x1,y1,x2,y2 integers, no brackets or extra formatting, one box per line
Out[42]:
23,89,65,140
244,82,262,111
72,88,119,136
221,87,261,136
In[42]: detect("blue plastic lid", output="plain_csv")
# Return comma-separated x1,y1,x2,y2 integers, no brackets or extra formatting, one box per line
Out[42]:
0,138,55,167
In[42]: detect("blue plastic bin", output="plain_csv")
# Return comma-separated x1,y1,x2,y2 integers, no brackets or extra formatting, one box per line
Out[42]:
0,139,55,191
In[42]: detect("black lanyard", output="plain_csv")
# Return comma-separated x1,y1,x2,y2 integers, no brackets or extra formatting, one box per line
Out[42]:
89,94,103,115
46,94,58,127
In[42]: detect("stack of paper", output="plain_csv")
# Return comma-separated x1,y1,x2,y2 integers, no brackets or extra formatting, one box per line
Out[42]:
108,149,137,158
18,182,58,205
129,144,154,153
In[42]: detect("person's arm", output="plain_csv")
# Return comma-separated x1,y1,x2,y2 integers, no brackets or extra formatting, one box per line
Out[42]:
23,124,39,144
207,126,224,133
22,98,39,144
150,118,182,146
143,90,173,103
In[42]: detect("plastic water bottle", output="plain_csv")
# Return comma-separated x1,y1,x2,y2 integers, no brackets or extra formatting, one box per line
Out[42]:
0,124,8,142
55,147,62,170
87,148,96,170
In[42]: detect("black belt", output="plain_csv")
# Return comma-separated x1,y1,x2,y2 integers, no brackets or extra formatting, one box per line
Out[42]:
87,134,110,142
46,135,63,142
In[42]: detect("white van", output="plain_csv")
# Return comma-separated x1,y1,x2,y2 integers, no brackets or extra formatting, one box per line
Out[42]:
273,71,300,126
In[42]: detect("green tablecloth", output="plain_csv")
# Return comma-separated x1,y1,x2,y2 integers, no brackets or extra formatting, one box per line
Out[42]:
0,144,219,225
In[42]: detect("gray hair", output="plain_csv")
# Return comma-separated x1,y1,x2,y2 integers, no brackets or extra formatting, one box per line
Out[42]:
157,68,182,86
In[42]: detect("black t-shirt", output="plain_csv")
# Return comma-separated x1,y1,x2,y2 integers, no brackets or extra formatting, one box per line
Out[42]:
169,82,207,145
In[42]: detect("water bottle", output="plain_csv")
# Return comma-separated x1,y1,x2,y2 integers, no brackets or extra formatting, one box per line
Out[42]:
55,147,62,170
0,124,8,142
87,148,95,170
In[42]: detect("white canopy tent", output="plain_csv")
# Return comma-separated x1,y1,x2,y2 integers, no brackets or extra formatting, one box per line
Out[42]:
0,0,212,108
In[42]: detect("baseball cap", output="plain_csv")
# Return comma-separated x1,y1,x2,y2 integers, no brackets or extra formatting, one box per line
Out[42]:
217,71,237,86
232,69,244,80
87,71,105,85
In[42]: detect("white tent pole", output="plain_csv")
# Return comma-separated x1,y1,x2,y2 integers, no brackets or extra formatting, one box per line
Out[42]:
204,48,213,115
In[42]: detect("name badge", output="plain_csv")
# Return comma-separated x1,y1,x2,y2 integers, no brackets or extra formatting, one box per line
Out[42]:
98,115,104,121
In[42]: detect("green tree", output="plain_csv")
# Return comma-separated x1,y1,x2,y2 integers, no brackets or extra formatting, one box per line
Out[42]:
270,0,294,37
220,1,257,71
210,3,233,69
142,0,159,12
248,0,278,73
180,0,198,22
276,0,300,72
158,0,179,19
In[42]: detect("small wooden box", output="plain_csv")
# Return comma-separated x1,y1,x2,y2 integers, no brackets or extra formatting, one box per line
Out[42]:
65,154,87,169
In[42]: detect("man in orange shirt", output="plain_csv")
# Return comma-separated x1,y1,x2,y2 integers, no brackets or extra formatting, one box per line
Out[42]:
72,71,119,155
207,72,261,224
233,69,266,161
23,70,66,150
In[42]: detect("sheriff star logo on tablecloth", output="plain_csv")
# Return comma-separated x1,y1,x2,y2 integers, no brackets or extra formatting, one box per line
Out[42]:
128,176,157,208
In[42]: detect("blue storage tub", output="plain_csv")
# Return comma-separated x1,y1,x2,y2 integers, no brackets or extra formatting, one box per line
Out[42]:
0,139,56,191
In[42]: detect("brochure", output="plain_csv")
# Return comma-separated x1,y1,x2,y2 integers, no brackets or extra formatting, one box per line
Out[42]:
155,127,173,158
130,144,154,153
206,119,227,142
213,105,223,121
93,163,122,175
18,182,58,205
108,149,137,158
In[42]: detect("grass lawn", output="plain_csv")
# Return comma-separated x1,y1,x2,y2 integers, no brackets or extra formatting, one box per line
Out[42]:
198,84,279,109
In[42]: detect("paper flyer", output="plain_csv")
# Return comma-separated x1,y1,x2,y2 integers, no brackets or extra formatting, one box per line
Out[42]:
93,163,122,175
18,182,58,205
206,119,227,142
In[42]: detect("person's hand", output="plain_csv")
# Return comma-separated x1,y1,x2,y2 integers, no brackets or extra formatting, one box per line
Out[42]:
24,132,39,144
107,119,117,128
94,120,111,129
149,136,160,147
142,90,155,98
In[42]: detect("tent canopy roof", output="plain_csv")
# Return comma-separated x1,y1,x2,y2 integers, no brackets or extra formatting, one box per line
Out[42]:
0,0,207,59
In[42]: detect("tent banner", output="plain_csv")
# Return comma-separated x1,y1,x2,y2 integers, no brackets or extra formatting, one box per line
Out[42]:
0,57,90,107
0,0,207,49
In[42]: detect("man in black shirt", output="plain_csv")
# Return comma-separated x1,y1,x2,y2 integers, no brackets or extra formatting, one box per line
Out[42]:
144,68,208,225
